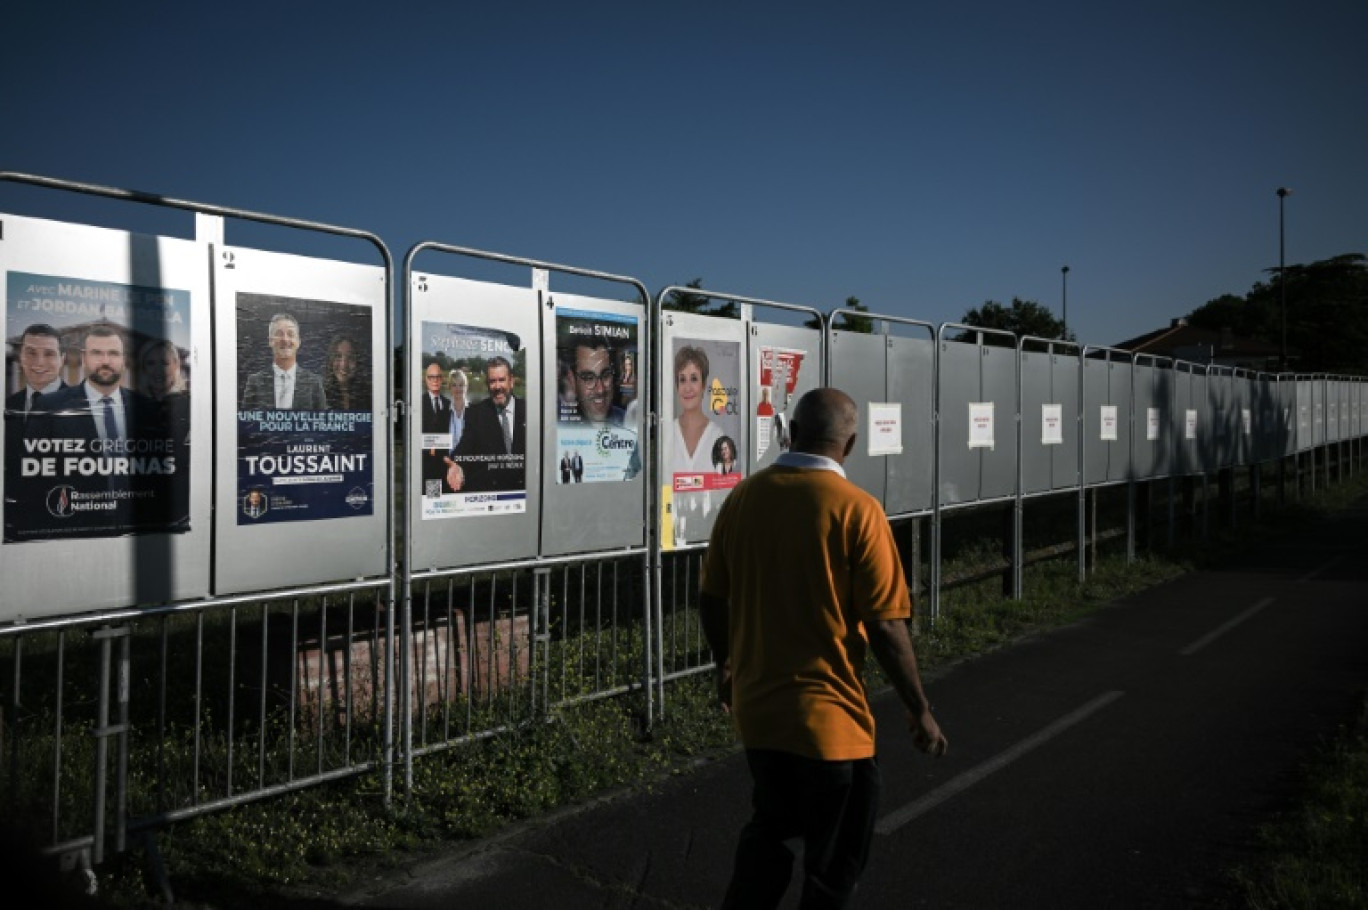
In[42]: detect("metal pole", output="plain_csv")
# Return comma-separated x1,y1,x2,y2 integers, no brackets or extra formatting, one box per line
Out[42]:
1277,188,1291,370
1061,266,1070,340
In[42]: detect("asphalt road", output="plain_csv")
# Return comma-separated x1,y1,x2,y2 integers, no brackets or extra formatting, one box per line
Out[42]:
340,497,1368,909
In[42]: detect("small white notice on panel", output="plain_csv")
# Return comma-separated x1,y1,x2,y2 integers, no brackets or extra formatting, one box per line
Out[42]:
1100,405,1118,441
969,402,995,449
1041,404,1063,445
867,402,903,456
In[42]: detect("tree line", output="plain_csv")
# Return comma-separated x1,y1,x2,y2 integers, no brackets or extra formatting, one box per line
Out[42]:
667,251,1368,375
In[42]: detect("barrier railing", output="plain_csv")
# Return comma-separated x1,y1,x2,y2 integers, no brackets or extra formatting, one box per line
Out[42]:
0,172,396,870
399,242,652,791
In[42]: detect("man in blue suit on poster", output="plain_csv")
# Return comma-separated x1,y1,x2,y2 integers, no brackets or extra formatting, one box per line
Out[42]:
3,323,72,541
444,356,525,494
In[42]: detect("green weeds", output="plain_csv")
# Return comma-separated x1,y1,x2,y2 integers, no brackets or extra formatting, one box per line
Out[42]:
1232,698,1368,909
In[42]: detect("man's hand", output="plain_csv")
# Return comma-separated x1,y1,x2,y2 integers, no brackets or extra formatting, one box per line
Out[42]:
716,660,732,714
907,707,948,757
443,457,464,491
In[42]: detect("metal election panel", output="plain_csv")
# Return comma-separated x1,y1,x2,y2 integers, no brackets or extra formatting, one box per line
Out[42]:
1328,379,1344,444
1232,373,1252,466
1355,381,1364,439
1131,360,1168,480
980,345,1017,499
750,320,821,474
1020,350,1078,495
541,292,646,557
936,338,981,506
1323,379,1337,445
829,329,888,505
885,334,935,515
1347,381,1356,439
659,310,747,550
408,274,540,571
1291,377,1302,451
1337,379,1349,443
1197,370,1219,474
1322,379,1334,444
1173,366,1199,476
1,213,212,621
1210,369,1234,470
937,338,1016,505
1348,380,1357,439
1310,377,1323,450
1256,376,1286,462
1351,380,1362,440
1275,377,1296,459
213,246,388,594
1083,357,1114,484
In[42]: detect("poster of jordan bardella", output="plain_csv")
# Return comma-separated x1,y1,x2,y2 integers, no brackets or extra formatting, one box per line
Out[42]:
3,271,192,543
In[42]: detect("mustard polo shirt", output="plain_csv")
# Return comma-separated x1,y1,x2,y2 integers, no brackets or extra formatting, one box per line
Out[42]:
700,460,911,761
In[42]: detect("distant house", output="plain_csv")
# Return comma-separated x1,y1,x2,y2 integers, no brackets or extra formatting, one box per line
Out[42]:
1113,318,1287,370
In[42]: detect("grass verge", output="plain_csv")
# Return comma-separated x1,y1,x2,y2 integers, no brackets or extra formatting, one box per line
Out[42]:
1231,696,1368,908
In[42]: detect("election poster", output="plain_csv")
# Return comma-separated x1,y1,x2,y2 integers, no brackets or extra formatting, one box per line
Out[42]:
668,337,742,547
755,345,805,460
553,307,641,484
419,321,528,519
4,271,192,543
234,293,374,525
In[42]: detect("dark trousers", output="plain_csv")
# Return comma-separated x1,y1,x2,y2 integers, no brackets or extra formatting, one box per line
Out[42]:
722,749,881,910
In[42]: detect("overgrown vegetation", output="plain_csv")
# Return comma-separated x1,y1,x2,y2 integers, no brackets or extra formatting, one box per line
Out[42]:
1232,698,1368,908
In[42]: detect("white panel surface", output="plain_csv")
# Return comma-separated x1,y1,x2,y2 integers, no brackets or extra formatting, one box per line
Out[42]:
541,292,647,557
659,311,747,549
1,213,211,621
408,274,540,571
213,246,388,594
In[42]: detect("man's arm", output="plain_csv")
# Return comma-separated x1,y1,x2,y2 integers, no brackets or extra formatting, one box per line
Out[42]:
698,591,731,710
866,617,948,757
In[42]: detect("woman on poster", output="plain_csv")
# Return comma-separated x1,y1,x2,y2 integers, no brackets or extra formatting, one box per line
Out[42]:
137,338,188,402
671,345,724,476
324,334,364,411
136,337,191,526
447,368,469,451
713,436,737,475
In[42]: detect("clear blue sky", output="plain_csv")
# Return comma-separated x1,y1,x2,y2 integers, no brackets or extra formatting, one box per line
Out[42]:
3,1,1364,347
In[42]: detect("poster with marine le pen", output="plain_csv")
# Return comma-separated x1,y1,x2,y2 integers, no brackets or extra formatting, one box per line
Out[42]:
4,271,192,543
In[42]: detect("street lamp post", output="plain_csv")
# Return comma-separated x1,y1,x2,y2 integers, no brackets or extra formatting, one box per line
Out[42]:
1061,265,1070,340
1277,187,1291,371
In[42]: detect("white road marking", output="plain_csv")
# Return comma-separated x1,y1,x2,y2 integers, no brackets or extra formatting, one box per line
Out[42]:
1179,597,1274,657
1298,556,1343,584
876,690,1124,835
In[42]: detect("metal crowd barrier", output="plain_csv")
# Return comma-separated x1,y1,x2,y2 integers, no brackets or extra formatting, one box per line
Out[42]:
0,172,396,869
399,242,653,791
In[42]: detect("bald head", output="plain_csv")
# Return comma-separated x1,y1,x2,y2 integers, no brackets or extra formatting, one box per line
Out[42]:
789,388,859,462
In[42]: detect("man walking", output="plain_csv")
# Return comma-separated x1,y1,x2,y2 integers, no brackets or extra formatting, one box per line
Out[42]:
700,387,947,909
